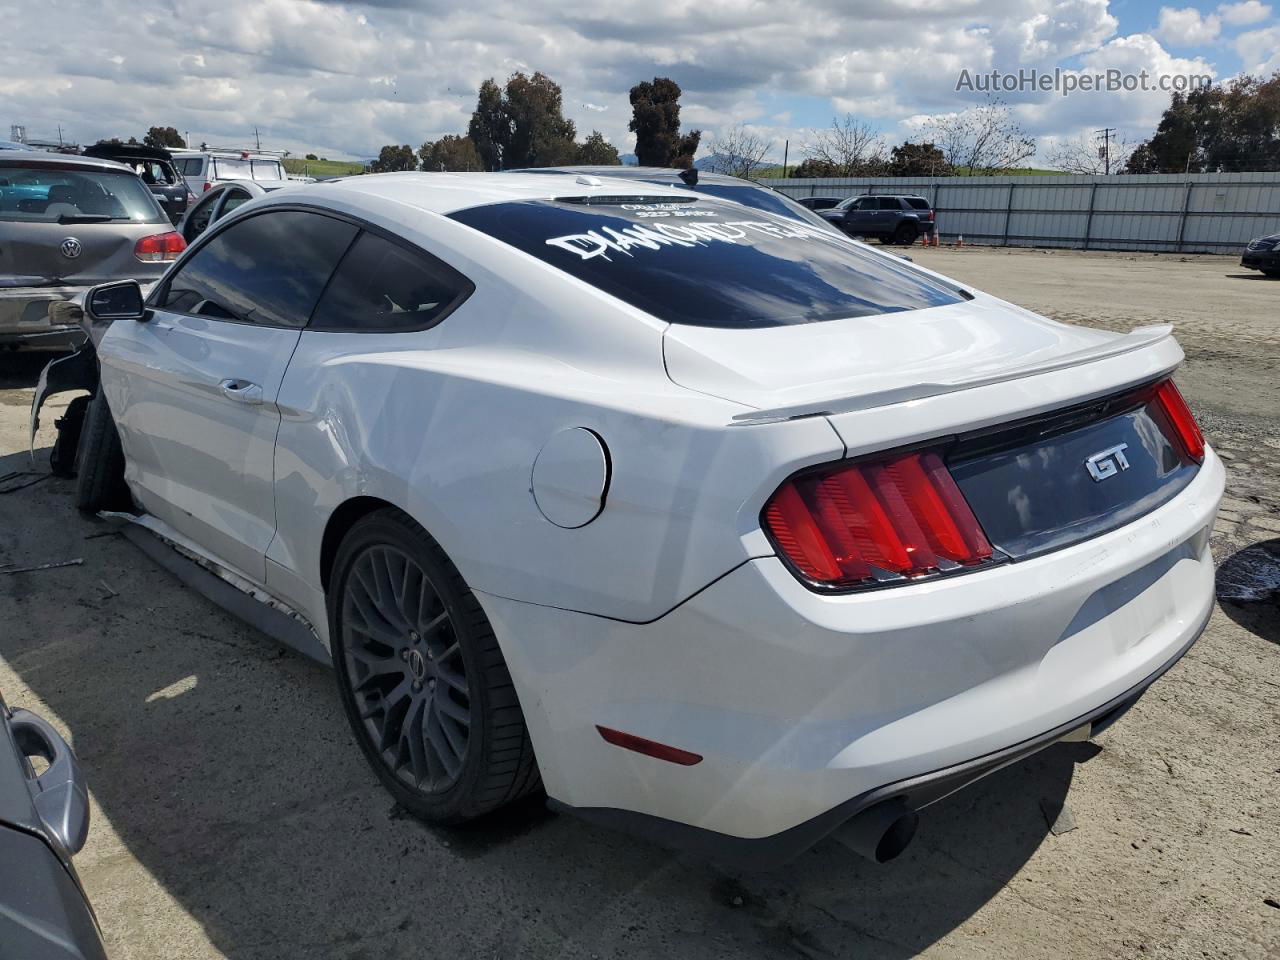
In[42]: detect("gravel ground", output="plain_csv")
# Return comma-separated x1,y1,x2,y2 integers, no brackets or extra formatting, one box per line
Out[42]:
0,247,1276,959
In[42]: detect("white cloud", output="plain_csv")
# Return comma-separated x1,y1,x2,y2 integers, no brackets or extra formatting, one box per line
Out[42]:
1217,0,1272,25
1235,24,1280,72
0,0,1246,164
1156,7,1221,46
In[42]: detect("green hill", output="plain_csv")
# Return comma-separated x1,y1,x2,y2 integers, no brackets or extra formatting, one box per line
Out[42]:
283,158,366,178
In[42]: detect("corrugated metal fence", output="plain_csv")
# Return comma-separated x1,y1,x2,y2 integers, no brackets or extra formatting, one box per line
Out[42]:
772,173,1280,253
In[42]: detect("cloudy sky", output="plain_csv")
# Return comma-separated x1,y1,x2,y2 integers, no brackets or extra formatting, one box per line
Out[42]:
2,0,1277,164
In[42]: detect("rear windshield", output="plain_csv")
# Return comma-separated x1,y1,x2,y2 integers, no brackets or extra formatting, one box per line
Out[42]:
0,165,167,223
450,197,962,328
251,159,284,180
655,182,833,230
213,157,252,180
905,197,931,210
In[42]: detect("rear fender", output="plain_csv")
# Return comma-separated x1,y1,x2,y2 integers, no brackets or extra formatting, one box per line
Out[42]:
29,345,99,463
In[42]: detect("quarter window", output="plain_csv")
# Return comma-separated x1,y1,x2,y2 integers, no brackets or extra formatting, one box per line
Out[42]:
159,210,356,327
310,231,473,332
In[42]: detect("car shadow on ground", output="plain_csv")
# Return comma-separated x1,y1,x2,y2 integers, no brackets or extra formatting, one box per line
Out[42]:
0,446,1090,959
1215,538,1280,646
1224,273,1279,281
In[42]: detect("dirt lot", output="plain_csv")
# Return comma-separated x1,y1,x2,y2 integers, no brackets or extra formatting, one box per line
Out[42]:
1,247,1277,959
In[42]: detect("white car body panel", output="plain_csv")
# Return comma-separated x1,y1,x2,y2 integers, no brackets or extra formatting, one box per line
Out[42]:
481,450,1222,838
101,312,300,582
89,172,1224,856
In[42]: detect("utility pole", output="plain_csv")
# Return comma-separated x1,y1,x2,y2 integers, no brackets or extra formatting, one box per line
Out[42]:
1095,127,1114,175
254,126,261,151
782,139,789,178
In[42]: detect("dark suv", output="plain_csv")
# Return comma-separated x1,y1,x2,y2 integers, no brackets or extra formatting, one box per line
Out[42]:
819,194,935,245
82,143,191,225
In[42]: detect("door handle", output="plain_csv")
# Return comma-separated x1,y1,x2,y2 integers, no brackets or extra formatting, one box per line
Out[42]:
219,378,263,405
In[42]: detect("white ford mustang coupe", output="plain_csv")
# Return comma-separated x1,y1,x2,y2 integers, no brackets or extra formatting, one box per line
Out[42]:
45,173,1223,867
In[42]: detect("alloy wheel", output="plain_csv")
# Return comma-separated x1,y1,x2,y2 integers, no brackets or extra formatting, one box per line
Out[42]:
340,545,472,793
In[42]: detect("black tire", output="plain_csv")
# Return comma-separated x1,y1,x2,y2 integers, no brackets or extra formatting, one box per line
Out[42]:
74,390,130,513
329,508,541,823
892,222,918,246
49,395,90,478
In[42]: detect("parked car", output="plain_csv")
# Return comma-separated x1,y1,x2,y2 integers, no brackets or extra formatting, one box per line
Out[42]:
178,179,292,245
40,173,1222,869
820,194,936,245
1240,233,1279,277
0,150,185,350
796,196,842,210
83,143,192,225
1,688,106,959
171,149,290,196
514,165,837,231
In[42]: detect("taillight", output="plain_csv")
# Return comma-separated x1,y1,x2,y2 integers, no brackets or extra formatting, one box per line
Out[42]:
203,181,212,192
927,210,935,221
763,449,994,590
134,231,186,262
1152,379,1204,462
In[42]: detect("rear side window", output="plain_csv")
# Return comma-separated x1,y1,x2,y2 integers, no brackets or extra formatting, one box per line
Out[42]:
450,197,961,328
160,210,356,327
177,158,204,176
905,198,931,210
876,197,901,210
310,231,473,332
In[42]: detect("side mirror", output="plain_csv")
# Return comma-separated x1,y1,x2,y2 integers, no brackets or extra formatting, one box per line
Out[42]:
85,279,147,323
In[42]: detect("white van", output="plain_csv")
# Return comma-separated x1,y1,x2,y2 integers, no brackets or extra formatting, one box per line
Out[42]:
171,149,289,195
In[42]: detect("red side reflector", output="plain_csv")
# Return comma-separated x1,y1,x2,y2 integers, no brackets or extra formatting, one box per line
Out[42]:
763,449,993,590
596,726,703,766
1153,380,1205,463
134,231,186,263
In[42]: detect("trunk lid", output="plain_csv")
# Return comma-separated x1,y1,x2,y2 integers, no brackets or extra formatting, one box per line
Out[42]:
662,295,1164,419
0,220,166,285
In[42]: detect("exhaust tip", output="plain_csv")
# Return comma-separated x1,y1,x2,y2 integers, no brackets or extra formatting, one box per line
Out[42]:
873,809,919,863
832,799,919,864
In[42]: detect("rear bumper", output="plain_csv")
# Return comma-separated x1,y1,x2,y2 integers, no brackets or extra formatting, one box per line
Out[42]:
551,612,1206,869
0,286,89,349
481,448,1224,860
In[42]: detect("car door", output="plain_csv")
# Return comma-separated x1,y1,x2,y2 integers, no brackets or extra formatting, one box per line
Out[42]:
99,207,357,582
844,198,875,233
877,196,904,232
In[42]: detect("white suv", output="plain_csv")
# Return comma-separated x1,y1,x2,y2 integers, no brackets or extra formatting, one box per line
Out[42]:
171,149,289,195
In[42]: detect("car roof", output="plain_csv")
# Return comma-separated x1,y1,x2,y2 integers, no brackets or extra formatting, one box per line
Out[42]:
171,150,285,160
83,143,173,163
0,150,134,172
302,171,705,217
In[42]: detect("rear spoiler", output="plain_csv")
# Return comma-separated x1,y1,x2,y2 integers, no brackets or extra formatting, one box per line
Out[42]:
730,324,1177,425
